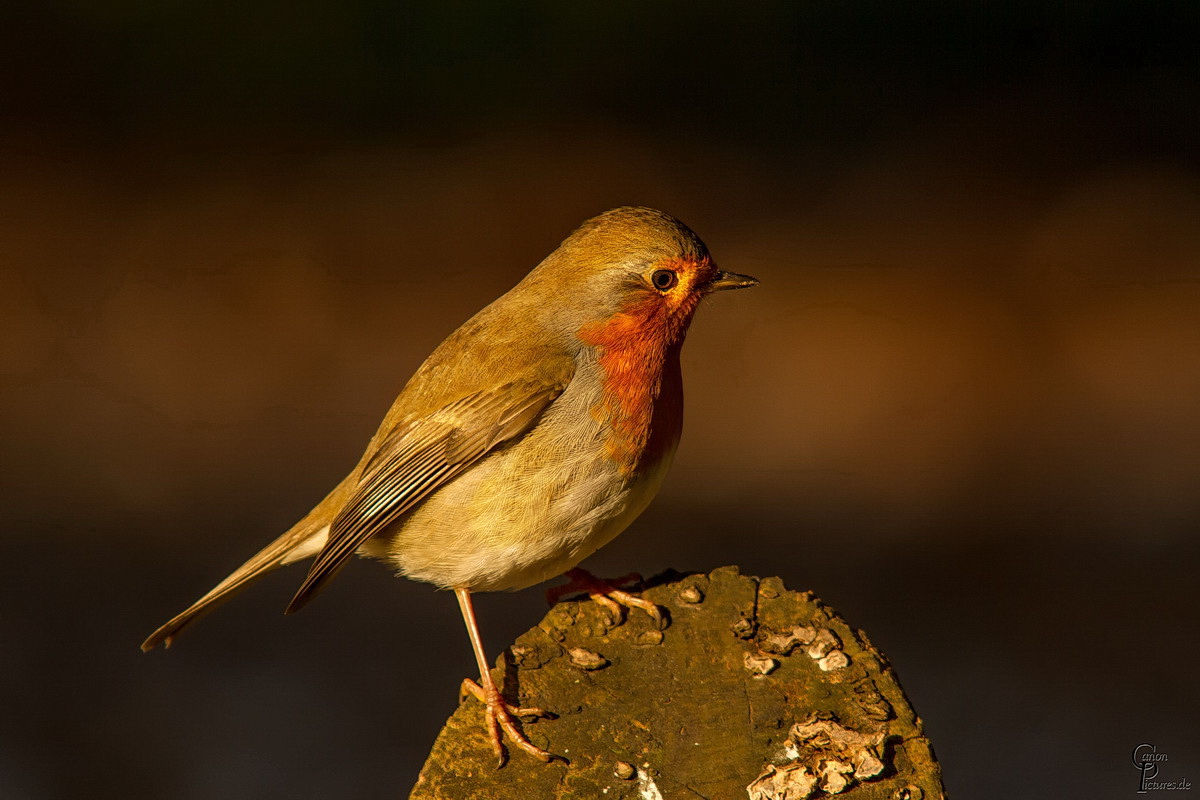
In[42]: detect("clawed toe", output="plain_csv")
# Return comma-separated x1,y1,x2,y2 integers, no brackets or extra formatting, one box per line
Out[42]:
609,589,667,629
548,568,666,628
460,679,554,720
459,679,564,766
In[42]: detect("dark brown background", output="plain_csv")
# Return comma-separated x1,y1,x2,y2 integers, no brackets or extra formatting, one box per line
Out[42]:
3,2,1198,798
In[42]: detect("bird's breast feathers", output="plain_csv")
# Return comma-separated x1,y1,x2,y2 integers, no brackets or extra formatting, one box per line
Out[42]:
576,293,691,477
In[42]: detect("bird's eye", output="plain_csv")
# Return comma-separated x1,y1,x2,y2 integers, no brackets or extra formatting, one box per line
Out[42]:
650,269,678,291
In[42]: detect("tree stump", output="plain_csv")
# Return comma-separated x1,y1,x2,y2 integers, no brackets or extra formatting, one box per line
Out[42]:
410,566,944,800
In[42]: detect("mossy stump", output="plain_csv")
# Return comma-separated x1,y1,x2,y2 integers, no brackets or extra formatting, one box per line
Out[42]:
410,566,944,800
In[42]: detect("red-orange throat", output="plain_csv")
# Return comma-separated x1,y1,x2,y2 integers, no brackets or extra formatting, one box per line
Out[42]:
576,257,711,472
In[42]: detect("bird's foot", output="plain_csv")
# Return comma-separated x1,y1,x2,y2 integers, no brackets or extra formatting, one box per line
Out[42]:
546,567,666,629
459,678,563,767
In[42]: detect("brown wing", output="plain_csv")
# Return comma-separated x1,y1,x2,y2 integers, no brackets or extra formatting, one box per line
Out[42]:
284,375,569,613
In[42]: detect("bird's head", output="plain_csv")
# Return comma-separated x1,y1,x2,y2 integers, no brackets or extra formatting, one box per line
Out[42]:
522,207,757,353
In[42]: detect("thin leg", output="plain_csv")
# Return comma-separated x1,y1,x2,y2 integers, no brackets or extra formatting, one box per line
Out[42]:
455,588,560,766
546,568,666,629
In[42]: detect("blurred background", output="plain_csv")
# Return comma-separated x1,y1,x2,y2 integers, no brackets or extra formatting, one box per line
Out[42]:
3,1,1198,798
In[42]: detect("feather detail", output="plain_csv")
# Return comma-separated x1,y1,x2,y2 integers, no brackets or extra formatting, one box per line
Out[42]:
284,375,569,612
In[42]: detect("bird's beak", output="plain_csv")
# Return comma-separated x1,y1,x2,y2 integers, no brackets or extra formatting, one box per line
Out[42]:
706,270,759,292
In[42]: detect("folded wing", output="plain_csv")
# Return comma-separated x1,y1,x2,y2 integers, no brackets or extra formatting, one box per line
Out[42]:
285,373,570,613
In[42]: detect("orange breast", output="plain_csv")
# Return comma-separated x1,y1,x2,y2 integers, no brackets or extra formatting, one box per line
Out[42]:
577,289,697,476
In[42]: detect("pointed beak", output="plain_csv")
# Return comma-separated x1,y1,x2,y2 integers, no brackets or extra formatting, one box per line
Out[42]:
706,270,759,293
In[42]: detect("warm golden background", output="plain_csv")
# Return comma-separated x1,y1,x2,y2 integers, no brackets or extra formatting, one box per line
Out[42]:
3,3,1198,798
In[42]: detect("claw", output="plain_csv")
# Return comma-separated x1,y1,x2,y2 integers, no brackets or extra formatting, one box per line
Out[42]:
460,679,553,721
460,678,564,766
547,568,667,629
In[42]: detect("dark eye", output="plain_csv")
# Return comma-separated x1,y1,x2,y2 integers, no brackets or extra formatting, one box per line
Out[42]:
650,269,678,291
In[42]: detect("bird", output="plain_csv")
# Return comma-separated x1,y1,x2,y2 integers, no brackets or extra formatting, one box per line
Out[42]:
141,206,757,764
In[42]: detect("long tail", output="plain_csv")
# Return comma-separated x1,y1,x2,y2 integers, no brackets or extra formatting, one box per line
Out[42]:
140,479,353,651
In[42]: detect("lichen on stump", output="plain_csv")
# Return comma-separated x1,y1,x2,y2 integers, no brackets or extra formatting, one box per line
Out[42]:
410,566,944,800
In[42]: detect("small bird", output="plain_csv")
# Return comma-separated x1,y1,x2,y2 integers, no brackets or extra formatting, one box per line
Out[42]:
142,206,757,764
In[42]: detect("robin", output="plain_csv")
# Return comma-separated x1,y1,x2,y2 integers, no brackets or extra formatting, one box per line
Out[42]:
141,206,757,764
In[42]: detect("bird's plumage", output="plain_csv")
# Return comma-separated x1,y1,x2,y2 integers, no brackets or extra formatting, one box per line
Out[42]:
142,206,753,653
287,374,570,612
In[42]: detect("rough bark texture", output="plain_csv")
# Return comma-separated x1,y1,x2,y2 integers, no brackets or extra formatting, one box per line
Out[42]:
410,567,944,800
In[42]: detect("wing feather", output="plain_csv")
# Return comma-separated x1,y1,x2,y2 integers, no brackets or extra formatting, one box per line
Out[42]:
284,375,568,612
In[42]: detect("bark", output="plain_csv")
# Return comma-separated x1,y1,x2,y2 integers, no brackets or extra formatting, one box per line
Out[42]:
410,566,944,800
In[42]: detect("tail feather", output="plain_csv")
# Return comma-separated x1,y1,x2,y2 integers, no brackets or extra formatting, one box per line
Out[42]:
140,522,329,652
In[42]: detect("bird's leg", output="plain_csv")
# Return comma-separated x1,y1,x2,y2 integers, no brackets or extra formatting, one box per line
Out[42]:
545,567,666,629
454,588,561,767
